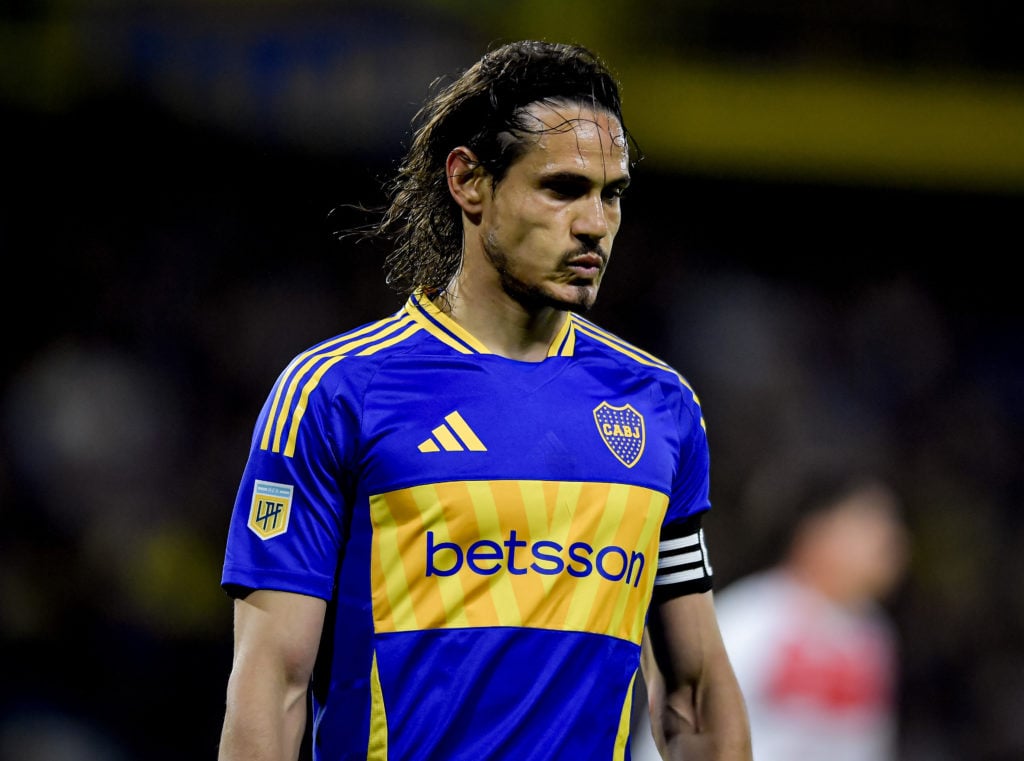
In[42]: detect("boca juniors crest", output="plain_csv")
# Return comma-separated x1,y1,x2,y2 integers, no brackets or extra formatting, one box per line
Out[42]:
593,401,646,468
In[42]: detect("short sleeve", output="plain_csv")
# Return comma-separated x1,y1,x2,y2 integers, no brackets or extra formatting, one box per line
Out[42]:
221,362,359,600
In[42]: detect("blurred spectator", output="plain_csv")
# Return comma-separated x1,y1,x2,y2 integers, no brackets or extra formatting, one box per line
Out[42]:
633,467,910,760
718,469,909,760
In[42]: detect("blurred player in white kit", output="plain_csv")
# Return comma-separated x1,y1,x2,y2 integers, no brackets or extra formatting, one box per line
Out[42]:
633,468,910,761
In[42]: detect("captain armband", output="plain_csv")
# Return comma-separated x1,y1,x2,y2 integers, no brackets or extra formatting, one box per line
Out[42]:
651,513,714,603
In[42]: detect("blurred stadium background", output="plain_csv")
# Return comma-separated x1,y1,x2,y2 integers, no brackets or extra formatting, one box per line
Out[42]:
1,1,1022,759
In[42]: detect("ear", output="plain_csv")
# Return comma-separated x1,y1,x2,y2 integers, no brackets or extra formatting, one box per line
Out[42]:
446,147,487,216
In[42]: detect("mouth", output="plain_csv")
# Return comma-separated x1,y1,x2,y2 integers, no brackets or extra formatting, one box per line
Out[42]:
565,252,604,279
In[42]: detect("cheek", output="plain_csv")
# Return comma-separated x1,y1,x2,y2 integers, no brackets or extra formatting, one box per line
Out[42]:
496,196,553,238
606,208,623,241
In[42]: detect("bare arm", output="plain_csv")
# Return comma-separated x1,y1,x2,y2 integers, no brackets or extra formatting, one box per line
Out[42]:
642,591,752,761
219,589,328,761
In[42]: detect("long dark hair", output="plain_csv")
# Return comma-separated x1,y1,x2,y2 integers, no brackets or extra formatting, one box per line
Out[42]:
367,40,640,299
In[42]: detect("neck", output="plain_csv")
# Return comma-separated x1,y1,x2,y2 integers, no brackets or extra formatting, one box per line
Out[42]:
440,279,567,362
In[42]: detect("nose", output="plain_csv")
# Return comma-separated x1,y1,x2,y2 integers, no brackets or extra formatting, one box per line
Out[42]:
572,194,610,245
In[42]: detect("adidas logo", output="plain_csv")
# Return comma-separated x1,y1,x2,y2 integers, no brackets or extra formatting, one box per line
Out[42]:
418,411,488,453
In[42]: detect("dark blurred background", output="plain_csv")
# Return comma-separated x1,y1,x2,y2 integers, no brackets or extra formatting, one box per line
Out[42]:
1,1,1022,759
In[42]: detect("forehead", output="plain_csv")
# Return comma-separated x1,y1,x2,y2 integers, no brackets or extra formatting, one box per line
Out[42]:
512,101,629,177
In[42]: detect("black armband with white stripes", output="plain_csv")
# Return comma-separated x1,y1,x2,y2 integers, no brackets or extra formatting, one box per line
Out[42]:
651,513,713,603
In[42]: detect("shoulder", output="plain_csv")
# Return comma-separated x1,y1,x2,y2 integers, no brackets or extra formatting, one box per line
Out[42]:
570,314,703,407
254,307,430,458
270,306,429,400
570,315,683,378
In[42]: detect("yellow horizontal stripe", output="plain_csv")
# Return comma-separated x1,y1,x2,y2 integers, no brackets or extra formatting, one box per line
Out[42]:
369,479,668,643
620,58,1024,192
8,16,1024,191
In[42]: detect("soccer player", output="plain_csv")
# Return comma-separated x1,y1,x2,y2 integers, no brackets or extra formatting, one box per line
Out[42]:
712,470,910,761
217,40,752,761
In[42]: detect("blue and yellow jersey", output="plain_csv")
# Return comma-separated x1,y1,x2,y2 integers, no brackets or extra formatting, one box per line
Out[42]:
222,291,713,760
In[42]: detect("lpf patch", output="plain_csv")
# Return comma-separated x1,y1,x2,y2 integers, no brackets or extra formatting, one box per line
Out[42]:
248,480,294,540
593,402,646,468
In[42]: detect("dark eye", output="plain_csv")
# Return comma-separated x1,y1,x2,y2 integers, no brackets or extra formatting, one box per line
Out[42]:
604,184,628,202
544,178,588,199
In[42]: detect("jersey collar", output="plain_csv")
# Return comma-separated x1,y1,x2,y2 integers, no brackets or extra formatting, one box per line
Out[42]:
405,290,577,357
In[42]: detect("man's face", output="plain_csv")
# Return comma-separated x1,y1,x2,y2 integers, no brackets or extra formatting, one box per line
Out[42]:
478,101,630,313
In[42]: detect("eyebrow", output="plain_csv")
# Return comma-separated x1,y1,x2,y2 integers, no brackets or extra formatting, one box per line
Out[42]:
539,170,631,190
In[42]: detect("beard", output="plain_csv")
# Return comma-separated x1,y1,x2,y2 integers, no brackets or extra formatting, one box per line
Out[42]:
482,232,604,314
